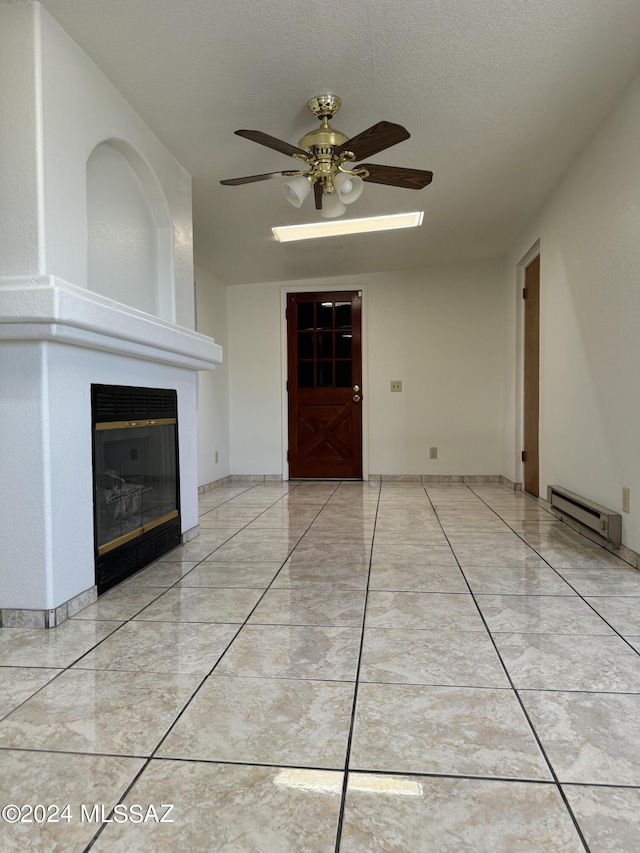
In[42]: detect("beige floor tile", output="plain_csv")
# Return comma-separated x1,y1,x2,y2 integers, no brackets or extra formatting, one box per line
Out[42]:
476,594,614,634
249,588,366,626
93,760,342,852
0,669,200,756
341,775,583,852
178,561,282,587
563,784,640,852
0,750,144,852
365,591,485,631
520,690,640,785
0,620,123,668
351,683,550,778
204,539,297,562
371,544,457,568
359,628,509,687
215,624,361,681
120,560,199,587
0,667,62,718
273,562,370,590
557,566,640,595
585,596,640,633
538,549,631,570
463,565,575,595
133,586,264,623
72,620,238,674
72,586,166,620
493,632,640,691
157,675,355,768
368,564,468,592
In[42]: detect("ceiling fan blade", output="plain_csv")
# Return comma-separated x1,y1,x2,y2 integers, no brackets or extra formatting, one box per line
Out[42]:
235,129,309,160
220,171,286,186
314,181,323,210
335,122,410,161
359,164,433,189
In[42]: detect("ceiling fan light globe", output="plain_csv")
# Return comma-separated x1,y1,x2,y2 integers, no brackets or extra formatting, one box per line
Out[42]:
282,176,312,208
320,193,347,218
334,172,364,205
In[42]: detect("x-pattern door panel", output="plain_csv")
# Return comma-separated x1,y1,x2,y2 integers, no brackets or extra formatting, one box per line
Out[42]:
287,291,362,479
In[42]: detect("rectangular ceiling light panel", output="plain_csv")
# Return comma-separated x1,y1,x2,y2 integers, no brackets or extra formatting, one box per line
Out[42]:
272,211,424,242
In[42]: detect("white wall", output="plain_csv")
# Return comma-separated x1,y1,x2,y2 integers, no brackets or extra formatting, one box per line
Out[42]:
368,263,505,475
37,2,194,327
195,265,230,485
87,142,160,316
0,2,41,276
226,260,506,478
504,71,640,551
228,282,284,476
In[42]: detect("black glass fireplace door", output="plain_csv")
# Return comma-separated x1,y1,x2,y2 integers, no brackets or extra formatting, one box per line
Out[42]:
92,385,181,594
94,421,178,552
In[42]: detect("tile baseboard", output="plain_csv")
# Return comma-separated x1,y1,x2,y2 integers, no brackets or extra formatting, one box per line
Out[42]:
369,474,511,484
198,476,232,494
1,585,98,630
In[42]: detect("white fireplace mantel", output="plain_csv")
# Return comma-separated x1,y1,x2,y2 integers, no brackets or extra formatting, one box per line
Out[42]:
0,275,222,627
0,275,222,369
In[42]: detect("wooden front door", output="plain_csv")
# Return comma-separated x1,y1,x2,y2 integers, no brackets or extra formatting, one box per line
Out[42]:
523,255,540,497
287,291,362,479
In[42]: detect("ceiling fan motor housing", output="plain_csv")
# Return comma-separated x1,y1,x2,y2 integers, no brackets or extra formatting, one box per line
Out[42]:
298,119,349,158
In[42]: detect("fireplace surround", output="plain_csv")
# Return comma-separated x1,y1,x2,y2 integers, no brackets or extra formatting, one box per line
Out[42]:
92,384,181,594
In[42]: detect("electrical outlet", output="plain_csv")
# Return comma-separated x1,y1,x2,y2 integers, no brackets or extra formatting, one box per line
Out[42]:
430,447,438,459
390,380,402,392
622,487,630,513
215,450,219,464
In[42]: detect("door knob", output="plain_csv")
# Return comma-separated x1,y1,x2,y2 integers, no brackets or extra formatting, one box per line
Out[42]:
353,385,360,392
353,394,361,402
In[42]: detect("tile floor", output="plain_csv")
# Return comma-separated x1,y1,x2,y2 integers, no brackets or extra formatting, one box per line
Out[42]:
1,480,640,851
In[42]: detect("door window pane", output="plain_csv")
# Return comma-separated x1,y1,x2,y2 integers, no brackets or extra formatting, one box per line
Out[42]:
335,333,352,358
316,302,333,329
297,302,314,330
316,332,333,358
335,302,351,328
298,333,314,359
316,362,333,387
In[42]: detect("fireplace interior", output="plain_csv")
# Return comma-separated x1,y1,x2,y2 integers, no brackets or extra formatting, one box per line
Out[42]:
92,384,181,594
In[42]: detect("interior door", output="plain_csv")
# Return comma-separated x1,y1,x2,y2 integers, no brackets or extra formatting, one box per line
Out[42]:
523,255,540,497
287,291,362,478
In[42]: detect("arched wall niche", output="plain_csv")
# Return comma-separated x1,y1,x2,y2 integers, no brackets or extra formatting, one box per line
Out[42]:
86,138,175,321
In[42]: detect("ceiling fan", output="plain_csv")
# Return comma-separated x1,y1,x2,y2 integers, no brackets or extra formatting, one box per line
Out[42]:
220,94,433,218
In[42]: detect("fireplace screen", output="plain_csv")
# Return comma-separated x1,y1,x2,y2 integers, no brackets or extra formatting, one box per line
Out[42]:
92,385,181,593
94,420,178,553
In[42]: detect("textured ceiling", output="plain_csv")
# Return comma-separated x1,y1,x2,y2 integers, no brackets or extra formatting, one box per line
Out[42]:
35,0,640,284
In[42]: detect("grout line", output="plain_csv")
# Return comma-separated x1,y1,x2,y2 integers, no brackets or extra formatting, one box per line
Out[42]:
333,479,382,852
464,485,640,660
84,479,340,851
424,482,591,853
6,481,640,850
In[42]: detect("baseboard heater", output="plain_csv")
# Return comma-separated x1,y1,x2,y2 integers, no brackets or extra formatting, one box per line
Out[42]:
547,485,621,548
